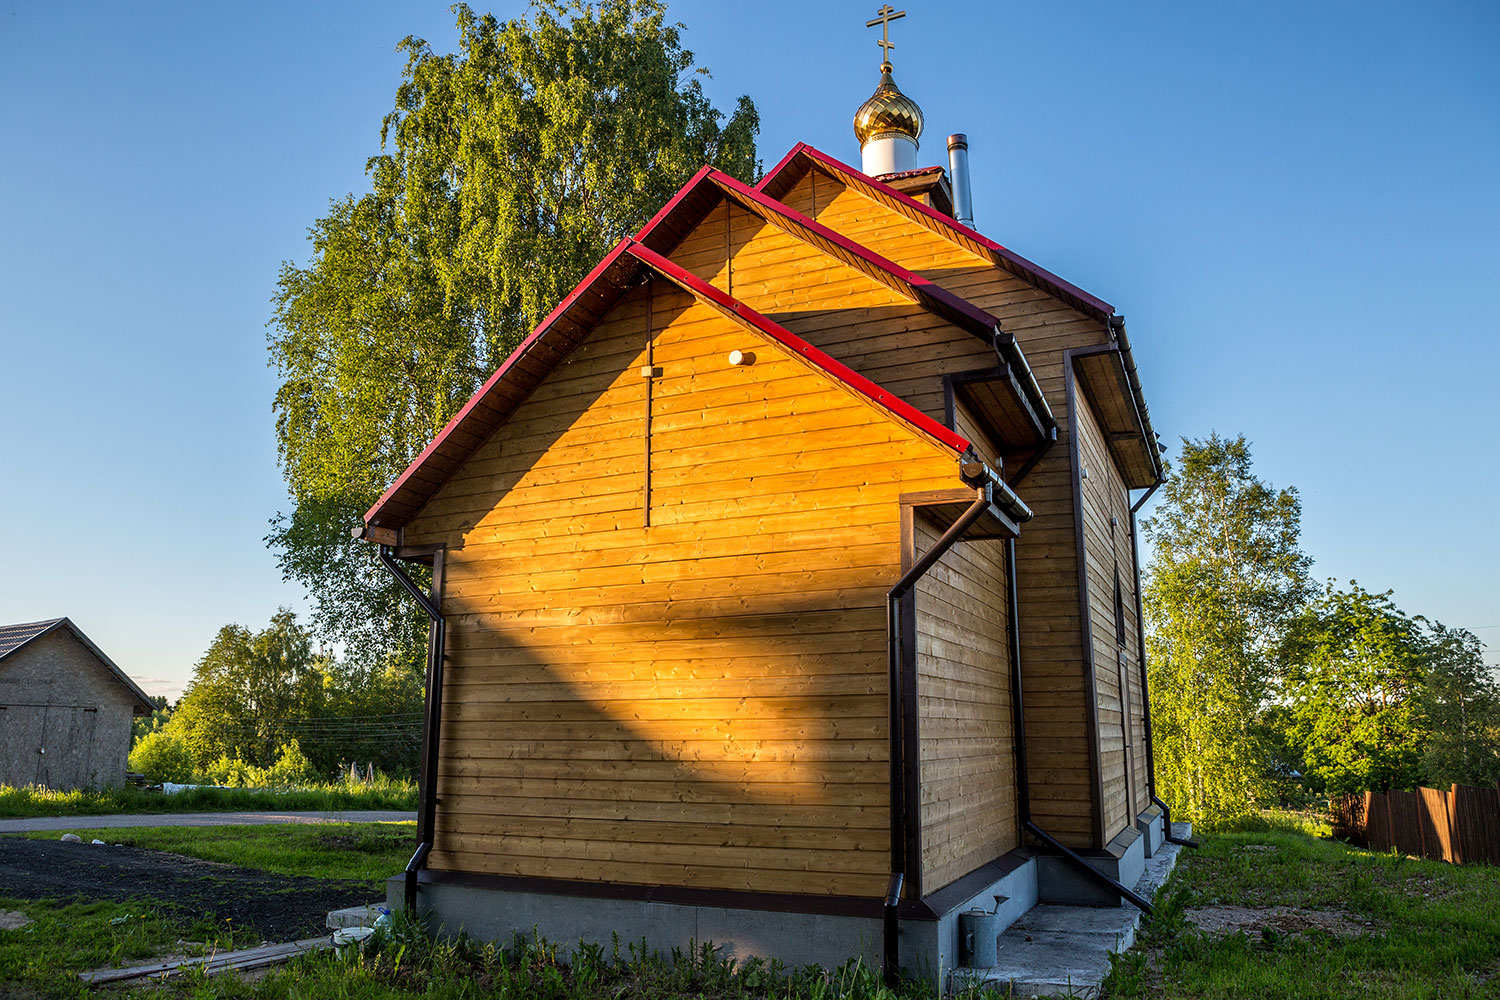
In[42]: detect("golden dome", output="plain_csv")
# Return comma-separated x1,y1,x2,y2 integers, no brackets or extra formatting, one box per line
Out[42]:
854,63,924,146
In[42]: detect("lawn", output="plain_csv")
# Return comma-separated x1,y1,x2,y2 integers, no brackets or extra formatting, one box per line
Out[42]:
3,816,1496,1000
0,781,416,818
22,821,417,883
1103,816,1500,999
0,896,253,999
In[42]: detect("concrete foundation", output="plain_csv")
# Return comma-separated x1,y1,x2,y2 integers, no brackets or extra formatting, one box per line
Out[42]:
1035,825,1146,907
388,876,885,972
390,818,1176,987
1136,804,1166,857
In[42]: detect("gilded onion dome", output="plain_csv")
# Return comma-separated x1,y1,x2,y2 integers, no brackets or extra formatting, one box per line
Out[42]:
853,62,924,146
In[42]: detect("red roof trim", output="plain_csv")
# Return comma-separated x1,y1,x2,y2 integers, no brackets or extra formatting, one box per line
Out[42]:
623,240,971,456
632,163,716,240
758,143,1115,322
706,170,1002,340
364,240,634,525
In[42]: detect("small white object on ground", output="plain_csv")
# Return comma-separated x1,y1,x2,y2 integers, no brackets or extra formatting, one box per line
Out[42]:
60,833,82,843
0,911,33,930
91,839,106,845
332,927,376,946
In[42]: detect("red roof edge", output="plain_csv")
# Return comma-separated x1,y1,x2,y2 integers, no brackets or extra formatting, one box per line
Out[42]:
759,143,1115,322
633,163,716,240
624,240,971,456
707,169,1002,340
364,240,635,526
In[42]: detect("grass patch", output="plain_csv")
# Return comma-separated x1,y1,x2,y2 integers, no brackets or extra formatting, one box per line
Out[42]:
0,781,415,818
139,918,1011,1000
21,822,415,884
1104,823,1500,998
0,895,252,999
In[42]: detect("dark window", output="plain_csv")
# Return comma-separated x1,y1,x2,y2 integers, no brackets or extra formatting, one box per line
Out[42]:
1113,565,1127,645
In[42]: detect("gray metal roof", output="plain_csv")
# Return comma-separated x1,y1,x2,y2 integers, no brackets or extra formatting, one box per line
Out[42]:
0,617,156,713
0,618,65,658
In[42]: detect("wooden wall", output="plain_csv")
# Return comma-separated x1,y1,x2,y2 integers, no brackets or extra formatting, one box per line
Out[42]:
668,200,999,429
913,519,1018,892
402,279,967,897
778,168,1116,847
1073,388,1150,831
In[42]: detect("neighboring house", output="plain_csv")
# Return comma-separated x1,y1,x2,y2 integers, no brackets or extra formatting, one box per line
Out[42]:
0,618,154,790
356,49,1169,984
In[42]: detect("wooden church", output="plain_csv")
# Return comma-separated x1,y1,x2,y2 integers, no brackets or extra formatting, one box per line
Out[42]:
359,10,1170,984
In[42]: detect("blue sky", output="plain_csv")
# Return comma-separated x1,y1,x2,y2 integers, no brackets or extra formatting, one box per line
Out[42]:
1,1,1496,696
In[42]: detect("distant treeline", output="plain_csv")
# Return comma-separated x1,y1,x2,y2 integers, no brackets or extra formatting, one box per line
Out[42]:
130,610,423,784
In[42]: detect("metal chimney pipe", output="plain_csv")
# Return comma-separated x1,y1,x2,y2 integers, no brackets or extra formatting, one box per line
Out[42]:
947,133,974,228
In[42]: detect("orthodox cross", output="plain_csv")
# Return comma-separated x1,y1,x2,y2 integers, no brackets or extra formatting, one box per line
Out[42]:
866,5,906,67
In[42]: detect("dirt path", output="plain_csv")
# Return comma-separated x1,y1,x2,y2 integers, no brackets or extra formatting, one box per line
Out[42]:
0,810,413,834
0,838,376,940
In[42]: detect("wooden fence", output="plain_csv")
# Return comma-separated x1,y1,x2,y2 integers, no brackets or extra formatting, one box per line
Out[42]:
1332,783,1500,865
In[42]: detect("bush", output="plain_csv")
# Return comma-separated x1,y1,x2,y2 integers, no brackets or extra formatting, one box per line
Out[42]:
128,731,196,784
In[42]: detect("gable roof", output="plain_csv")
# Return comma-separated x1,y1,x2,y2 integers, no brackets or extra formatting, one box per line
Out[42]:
0,618,155,714
758,143,1117,324
760,143,1164,484
641,168,1053,434
365,235,974,531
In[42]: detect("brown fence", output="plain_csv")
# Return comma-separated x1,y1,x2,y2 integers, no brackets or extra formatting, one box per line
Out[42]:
1332,783,1500,865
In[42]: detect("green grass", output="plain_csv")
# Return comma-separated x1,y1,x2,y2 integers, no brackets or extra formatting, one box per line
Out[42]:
21,822,416,884
0,896,254,999
0,781,416,818
1103,821,1500,999
133,920,1012,1000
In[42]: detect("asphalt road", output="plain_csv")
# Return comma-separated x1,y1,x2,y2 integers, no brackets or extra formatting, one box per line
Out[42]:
0,810,415,834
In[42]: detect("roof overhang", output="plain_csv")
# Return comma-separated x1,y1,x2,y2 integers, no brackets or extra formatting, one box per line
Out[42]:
760,144,1164,489
365,238,976,531
1072,345,1163,488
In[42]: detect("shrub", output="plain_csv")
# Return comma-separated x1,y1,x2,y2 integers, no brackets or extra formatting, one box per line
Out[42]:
128,731,196,784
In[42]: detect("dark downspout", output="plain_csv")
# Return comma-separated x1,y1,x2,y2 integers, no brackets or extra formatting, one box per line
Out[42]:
378,545,448,911
883,489,994,985
1003,537,1155,913
1128,485,1199,850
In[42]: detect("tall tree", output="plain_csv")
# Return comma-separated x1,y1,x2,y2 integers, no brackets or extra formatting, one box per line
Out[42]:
166,610,331,768
1421,622,1500,787
268,1,759,664
1142,433,1311,829
1282,582,1430,794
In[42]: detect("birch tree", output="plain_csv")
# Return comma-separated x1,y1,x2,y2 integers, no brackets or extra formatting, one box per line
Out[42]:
267,1,759,666
1142,433,1311,828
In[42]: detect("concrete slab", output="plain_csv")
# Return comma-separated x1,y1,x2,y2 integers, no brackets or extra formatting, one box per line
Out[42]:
953,823,1193,998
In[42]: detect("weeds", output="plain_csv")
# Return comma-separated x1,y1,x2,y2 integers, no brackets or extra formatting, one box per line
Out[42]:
0,779,415,818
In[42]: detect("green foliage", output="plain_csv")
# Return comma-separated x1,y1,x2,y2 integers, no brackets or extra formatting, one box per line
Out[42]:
1282,583,1431,794
147,610,422,779
0,780,415,819
130,695,171,745
267,0,760,668
1143,433,1311,830
1420,622,1500,787
127,729,196,784
199,739,318,788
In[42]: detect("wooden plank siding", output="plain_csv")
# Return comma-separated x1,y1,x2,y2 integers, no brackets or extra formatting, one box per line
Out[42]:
777,168,1119,847
913,518,1018,892
401,277,970,896
1073,385,1150,831
667,200,1001,430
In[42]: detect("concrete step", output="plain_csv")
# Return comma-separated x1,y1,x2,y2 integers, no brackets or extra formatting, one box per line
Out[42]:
955,823,1193,998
